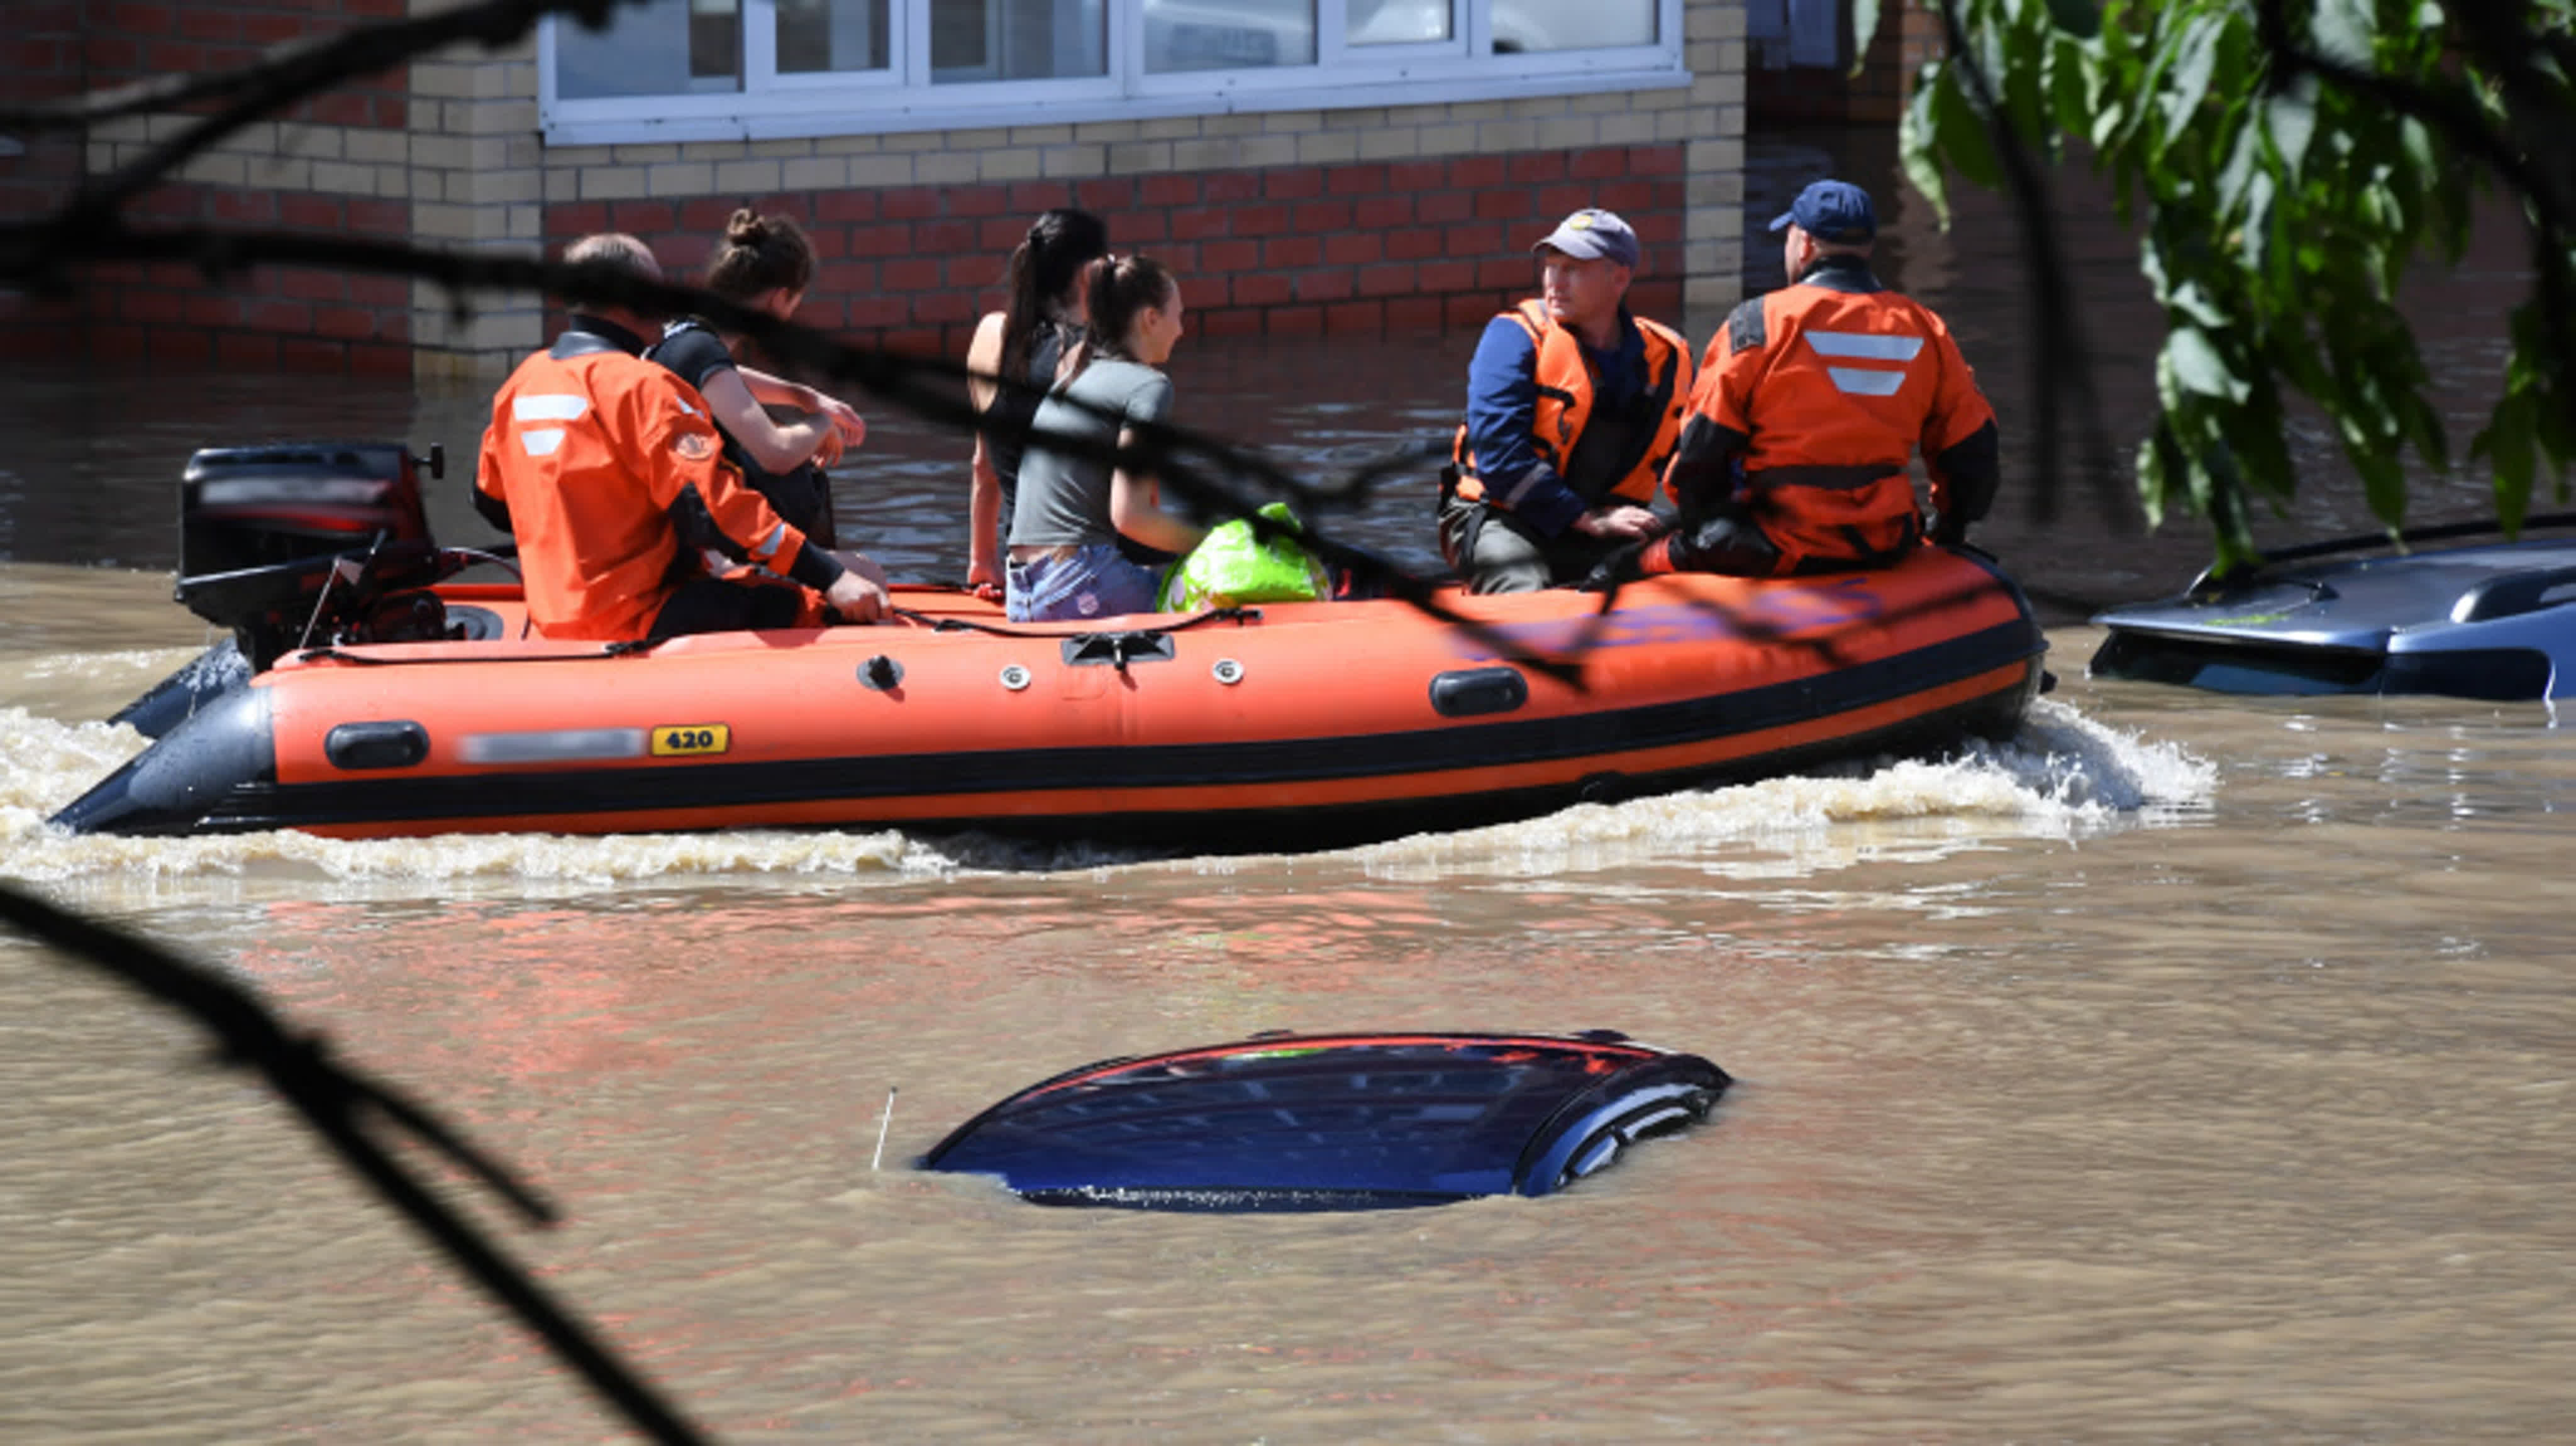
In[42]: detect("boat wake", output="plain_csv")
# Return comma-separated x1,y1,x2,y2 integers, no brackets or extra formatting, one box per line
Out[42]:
0,697,2213,893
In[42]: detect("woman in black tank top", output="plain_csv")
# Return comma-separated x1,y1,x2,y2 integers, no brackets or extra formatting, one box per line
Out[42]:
965,209,1110,597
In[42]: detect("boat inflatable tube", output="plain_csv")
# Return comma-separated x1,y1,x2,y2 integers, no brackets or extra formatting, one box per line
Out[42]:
918,1031,1732,1211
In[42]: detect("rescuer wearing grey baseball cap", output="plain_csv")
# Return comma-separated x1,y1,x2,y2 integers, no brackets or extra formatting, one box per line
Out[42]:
1438,206,1694,594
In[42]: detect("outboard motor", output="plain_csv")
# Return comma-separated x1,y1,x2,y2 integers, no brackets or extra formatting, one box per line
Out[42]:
174,441,446,671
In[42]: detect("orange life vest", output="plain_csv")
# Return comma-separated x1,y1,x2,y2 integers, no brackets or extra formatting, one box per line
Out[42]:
475,338,818,641
1691,263,1996,568
1452,300,1692,509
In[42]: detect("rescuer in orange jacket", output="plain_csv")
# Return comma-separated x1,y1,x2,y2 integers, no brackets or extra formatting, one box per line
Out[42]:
472,234,886,642
1439,208,1694,593
1599,180,2001,584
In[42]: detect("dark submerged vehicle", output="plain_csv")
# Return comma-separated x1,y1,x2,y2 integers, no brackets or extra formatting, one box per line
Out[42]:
918,1030,1731,1211
2090,515,2576,701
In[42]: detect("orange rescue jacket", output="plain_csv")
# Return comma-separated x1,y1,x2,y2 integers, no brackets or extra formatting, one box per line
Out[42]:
1452,299,1692,509
1676,258,1997,568
475,329,833,641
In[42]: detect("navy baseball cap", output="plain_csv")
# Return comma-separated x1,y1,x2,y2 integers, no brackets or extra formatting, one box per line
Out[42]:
1531,208,1640,268
1769,179,1877,244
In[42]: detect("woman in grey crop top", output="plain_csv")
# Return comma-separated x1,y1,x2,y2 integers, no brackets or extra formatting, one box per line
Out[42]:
1004,255,1207,624
964,208,1108,599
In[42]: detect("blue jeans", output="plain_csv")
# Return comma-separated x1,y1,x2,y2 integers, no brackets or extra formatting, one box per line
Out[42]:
1006,543,1163,623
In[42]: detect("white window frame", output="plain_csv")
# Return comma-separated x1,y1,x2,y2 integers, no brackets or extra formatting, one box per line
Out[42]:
538,0,1686,145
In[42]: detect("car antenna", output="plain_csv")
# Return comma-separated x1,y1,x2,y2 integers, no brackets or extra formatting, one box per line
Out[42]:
871,1085,897,1171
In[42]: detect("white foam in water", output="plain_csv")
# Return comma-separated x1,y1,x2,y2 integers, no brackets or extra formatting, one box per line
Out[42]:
1350,698,2218,880
1,692,2214,890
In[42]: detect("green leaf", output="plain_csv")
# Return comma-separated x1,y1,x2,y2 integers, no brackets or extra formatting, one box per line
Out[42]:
1849,0,1882,79
2471,394,2536,532
2312,0,2377,65
2264,74,2319,179
1933,68,2007,190
1899,79,1956,229
2157,13,2226,153
2165,324,2251,402
2168,280,2231,328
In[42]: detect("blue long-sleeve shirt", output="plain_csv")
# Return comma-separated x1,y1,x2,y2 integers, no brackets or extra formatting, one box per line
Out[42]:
1460,310,1651,538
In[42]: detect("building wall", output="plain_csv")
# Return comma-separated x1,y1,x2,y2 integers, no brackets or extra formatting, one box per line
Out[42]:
1744,0,1938,129
5,0,1752,377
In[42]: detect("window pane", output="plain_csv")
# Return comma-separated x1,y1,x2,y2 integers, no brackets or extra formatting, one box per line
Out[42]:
1142,0,1315,72
1347,0,1449,46
779,0,891,72
1492,0,1653,51
931,0,1107,82
557,0,743,98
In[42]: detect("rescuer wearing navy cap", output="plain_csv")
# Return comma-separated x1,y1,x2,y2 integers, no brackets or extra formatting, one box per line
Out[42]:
1595,179,2002,584
1439,207,1694,593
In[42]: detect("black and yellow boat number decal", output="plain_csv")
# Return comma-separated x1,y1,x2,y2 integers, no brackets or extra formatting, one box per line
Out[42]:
650,724,732,757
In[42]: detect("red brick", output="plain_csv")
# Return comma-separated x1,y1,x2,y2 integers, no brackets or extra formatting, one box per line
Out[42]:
1170,207,1228,241
278,193,342,231
881,187,941,220
804,225,848,260
1204,171,1262,203
1355,263,1414,297
1628,145,1683,174
1444,222,1502,258
217,331,279,368
1507,152,1567,184
882,257,940,291
849,223,913,258
1475,257,1530,289
238,11,306,45
348,275,407,307
612,200,675,235
1295,270,1353,302
549,202,609,239
121,289,184,323
1631,211,1681,245
149,328,212,366
1387,162,1443,192
1449,155,1506,188
817,190,879,224
276,269,345,302
106,1,172,34
277,338,347,372
1630,279,1682,315
1534,184,1598,219
1182,275,1228,307
1202,307,1263,339
209,190,275,225
1121,209,1169,243
1417,191,1472,225
1385,228,1443,262
847,294,908,328
1444,294,1497,327
977,215,1030,250
307,92,371,127
1326,301,1383,333
1323,231,1381,266
1006,182,1070,212
1263,167,1323,200
313,305,380,340
1233,202,1291,236
176,8,236,41
1327,164,1387,196
1263,235,1322,268
914,289,976,324
946,186,1011,218
1569,146,1628,180
241,299,313,331
1077,177,1136,212
1201,238,1260,272
182,294,241,328
349,341,413,376
1597,179,1655,212
880,326,943,355
1230,272,1294,307
83,33,140,70
1268,306,1323,337
1417,259,1476,292
1474,190,1531,221
1291,199,1352,233
1140,174,1199,207
1150,241,1197,274
676,196,735,232
1353,194,1412,230
1384,295,1444,330
916,218,975,253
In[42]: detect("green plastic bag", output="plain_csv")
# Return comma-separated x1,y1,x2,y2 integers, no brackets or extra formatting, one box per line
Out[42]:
1158,502,1333,611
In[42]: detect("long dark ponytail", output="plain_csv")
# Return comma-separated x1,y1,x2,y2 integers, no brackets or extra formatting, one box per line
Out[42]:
999,207,1109,380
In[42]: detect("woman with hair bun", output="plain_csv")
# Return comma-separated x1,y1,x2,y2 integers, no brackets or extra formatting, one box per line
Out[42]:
963,207,1111,598
1004,253,1202,623
648,207,869,551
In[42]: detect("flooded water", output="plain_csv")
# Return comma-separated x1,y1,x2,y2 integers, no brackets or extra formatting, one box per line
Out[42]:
6,135,2575,1442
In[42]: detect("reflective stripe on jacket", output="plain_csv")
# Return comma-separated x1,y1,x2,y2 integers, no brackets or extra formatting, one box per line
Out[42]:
1452,299,1692,511
474,333,822,641
1677,258,1997,568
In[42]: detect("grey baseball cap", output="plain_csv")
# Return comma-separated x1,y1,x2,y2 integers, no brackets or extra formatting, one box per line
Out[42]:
1531,208,1640,268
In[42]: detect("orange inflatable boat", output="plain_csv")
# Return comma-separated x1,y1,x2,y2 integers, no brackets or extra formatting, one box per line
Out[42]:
57,443,2047,846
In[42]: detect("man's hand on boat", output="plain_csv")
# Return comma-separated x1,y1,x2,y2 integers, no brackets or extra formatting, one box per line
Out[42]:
840,558,901,620
1570,504,1665,541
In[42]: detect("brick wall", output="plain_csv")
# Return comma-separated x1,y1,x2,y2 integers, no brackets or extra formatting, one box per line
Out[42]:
549,145,1692,358
7,0,1751,375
